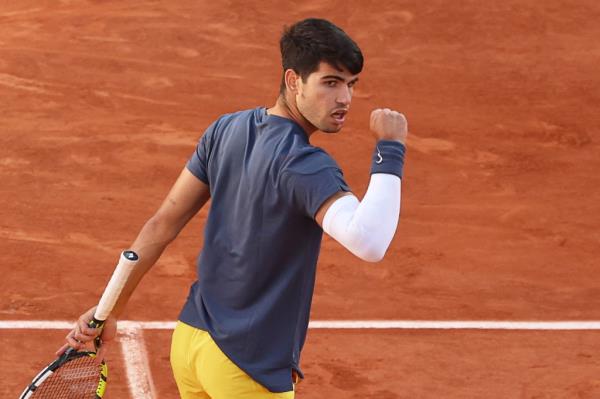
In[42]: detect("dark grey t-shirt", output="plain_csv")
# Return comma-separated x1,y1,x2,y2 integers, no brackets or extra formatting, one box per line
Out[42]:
179,107,349,392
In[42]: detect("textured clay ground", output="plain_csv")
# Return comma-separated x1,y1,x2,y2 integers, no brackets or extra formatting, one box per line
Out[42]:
1,1,600,398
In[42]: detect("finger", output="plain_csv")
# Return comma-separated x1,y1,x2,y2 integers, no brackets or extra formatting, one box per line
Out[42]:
55,342,71,356
398,113,408,130
79,317,100,336
396,112,407,122
371,109,382,127
73,330,96,343
376,109,385,127
95,341,110,365
370,109,379,126
65,333,85,351
80,324,97,336
78,325,100,338
65,331,85,350
72,326,88,342
75,321,102,341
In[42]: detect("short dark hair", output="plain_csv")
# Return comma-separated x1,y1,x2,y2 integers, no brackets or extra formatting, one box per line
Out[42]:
279,18,363,94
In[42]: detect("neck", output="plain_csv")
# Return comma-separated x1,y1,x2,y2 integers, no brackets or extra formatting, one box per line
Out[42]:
267,95,317,138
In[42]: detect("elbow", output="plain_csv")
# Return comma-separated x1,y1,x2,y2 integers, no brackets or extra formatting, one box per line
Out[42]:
145,213,179,244
352,242,388,263
359,250,386,263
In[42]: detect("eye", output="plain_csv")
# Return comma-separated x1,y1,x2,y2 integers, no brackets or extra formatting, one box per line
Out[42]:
325,80,337,87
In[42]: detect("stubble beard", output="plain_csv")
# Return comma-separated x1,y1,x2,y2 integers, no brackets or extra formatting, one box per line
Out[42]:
320,124,342,134
298,103,341,134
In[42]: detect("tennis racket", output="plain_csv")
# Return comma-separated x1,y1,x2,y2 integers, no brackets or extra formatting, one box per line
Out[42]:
19,250,139,398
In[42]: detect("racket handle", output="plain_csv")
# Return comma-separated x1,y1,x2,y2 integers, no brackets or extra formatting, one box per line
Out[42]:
93,250,139,322
88,317,105,329
88,318,106,350
87,250,138,350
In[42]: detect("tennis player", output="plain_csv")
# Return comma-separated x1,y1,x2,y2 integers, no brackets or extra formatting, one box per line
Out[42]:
60,18,407,398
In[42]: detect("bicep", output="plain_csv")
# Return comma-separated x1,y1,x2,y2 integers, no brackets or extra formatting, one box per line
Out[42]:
317,174,402,262
154,167,211,231
315,190,353,227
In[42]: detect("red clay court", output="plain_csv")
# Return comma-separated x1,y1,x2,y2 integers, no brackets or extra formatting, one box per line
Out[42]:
1,1,600,398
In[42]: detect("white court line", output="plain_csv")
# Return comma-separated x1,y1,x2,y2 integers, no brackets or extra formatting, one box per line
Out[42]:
3,320,600,330
6,320,600,399
119,327,157,399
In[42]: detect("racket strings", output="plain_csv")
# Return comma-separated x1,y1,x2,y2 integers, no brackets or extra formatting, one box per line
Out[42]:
30,356,101,398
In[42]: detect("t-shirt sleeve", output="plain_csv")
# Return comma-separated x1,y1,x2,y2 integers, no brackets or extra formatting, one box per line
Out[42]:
281,149,350,219
186,119,219,184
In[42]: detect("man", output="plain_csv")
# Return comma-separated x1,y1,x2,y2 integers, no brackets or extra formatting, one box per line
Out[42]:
60,18,407,398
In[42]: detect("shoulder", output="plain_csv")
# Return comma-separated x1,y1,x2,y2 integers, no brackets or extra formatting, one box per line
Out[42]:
214,108,259,126
282,146,342,176
200,108,260,142
205,107,260,129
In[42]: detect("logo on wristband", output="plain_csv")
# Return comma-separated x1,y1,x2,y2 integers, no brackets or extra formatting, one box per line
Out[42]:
376,146,383,164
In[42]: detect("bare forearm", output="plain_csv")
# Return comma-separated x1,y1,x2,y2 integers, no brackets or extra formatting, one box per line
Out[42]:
105,170,210,318
61,168,209,356
110,215,179,317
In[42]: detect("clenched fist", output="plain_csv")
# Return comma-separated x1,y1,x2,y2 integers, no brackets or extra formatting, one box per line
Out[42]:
370,108,408,144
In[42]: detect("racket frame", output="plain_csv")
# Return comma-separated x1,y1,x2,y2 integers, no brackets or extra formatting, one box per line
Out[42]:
19,349,108,399
19,250,139,398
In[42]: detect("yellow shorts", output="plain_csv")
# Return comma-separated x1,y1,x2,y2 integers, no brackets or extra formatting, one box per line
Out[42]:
170,321,295,399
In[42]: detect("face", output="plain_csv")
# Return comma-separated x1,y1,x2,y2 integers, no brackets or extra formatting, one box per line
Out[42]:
292,62,359,133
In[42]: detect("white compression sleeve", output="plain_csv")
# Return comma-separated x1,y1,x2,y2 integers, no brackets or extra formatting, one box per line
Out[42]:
322,173,401,262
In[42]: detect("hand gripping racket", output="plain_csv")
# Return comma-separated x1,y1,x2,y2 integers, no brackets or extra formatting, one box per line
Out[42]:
19,250,139,399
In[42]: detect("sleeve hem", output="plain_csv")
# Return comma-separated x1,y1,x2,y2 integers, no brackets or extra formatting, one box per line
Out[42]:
310,184,351,220
185,162,209,185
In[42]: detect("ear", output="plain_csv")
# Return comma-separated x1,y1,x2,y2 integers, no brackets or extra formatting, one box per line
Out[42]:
284,69,300,94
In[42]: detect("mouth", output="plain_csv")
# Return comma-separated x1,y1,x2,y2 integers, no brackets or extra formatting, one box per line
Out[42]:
331,109,348,124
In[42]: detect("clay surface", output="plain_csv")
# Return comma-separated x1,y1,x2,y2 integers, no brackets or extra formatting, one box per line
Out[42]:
2,1,599,397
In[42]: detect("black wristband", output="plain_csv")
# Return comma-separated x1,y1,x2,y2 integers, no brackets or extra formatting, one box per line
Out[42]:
370,140,406,178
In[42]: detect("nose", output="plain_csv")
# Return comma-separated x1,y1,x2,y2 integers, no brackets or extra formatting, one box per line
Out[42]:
336,85,352,106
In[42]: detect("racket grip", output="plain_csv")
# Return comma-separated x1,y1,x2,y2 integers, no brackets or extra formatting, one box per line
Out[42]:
88,317,105,351
93,250,139,322
88,317,105,329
